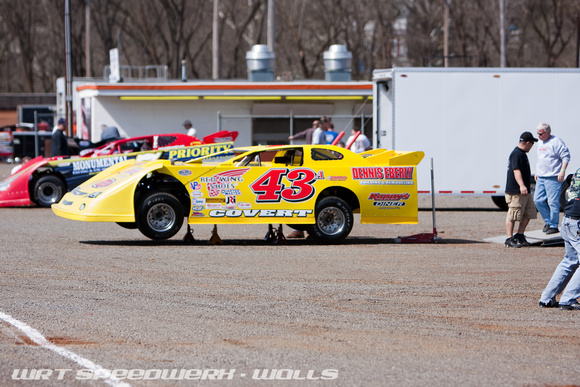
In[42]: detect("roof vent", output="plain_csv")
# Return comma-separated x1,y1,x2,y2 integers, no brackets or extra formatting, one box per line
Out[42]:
246,45,275,82
323,44,352,81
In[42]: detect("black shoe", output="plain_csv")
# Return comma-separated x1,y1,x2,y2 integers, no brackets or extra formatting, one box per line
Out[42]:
545,228,559,235
539,300,559,308
504,237,521,248
513,233,531,246
558,303,580,310
543,224,550,232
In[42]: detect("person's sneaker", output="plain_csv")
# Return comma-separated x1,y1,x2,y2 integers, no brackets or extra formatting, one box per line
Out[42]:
513,233,531,246
287,230,305,239
545,227,559,235
558,303,580,310
539,299,559,308
543,224,550,232
504,237,522,248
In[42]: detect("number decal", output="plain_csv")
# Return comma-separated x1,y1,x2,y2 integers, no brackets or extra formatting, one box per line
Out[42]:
250,168,317,203
250,169,287,202
281,169,317,202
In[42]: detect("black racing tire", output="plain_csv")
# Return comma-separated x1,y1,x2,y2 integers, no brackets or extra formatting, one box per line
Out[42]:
491,196,508,211
116,222,138,229
33,175,66,207
136,192,184,240
307,196,354,243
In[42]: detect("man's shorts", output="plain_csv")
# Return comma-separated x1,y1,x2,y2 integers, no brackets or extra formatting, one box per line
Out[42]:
505,193,537,222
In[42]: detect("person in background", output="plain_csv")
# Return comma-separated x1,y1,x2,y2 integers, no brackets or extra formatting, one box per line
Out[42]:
346,127,371,153
101,125,121,142
325,122,339,144
51,118,70,157
504,131,538,247
312,119,327,145
535,123,571,235
539,167,580,310
183,120,197,137
289,120,319,144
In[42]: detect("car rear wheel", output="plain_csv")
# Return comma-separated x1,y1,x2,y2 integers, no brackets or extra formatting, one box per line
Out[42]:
308,196,353,243
33,175,65,207
136,192,184,240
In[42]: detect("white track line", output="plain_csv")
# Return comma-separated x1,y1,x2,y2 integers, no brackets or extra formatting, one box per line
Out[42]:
0,311,130,387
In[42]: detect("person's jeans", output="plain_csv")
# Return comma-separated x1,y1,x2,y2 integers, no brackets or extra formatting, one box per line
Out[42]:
540,216,580,306
534,176,562,228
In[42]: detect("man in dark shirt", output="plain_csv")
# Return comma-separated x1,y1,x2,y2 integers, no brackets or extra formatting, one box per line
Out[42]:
539,168,580,310
289,120,319,145
51,118,70,157
504,131,538,247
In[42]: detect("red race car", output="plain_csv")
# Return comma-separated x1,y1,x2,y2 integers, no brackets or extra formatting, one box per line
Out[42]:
0,131,238,207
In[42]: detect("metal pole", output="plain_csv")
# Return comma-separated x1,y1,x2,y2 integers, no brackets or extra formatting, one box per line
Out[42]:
217,111,221,132
85,0,91,77
443,1,449,67
499,0,506,67
212,0,219,80
65,0,73,137
431,158,437,233
267,0,275,52
34,111,39,158
289,110,294,144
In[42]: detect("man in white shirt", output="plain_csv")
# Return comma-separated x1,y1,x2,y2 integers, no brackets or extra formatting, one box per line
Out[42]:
535,122,571,234
311,120,327,145
346,128,371,153
183,120,197,137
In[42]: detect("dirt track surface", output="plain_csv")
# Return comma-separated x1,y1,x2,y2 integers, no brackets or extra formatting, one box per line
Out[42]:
0,163,579,386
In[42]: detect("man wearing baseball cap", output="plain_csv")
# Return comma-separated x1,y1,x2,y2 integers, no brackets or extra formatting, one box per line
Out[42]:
51,118,70,157
504,131,538,247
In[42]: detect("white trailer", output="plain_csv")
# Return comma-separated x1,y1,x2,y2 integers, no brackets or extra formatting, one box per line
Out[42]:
372,67,580,208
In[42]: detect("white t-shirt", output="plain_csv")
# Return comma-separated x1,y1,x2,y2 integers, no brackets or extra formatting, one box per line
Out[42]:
347,133,371,153
312,127,326,145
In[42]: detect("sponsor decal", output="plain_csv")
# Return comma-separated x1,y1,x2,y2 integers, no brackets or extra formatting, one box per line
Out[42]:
192,205,205,211
192,198,206,205
250,168,317,203
178,169,193,176
71,155,128,175
167,143,233,160
92,178,115,188
206,203,223,209
220,189,241,196
72,188,87,196
189,181,202,191
226,196,236,205
201,169,250,197
190,211,205,217
351,166,414,180
119,163,147,176
86,192,102,198
209,209,313,218
368,192,410,208
190,191,203,198
206,198,225,203
328,176,347,181
237,202,252,209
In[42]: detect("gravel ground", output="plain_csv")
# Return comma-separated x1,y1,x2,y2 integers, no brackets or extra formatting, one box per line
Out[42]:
0,162,578,387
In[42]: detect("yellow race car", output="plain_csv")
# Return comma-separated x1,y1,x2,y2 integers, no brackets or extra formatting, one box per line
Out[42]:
52,145,424,243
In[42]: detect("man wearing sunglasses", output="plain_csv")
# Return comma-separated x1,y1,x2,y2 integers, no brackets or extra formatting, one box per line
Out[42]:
504,132,538,248
535,123,571,235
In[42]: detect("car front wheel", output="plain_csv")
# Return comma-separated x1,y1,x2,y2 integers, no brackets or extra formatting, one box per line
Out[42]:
33,175,65,207
136,192,184,240
308,196,353,243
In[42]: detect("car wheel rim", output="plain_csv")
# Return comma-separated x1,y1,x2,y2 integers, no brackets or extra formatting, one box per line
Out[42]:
147,203,176,232
38,182,58,203
317,206,345,236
